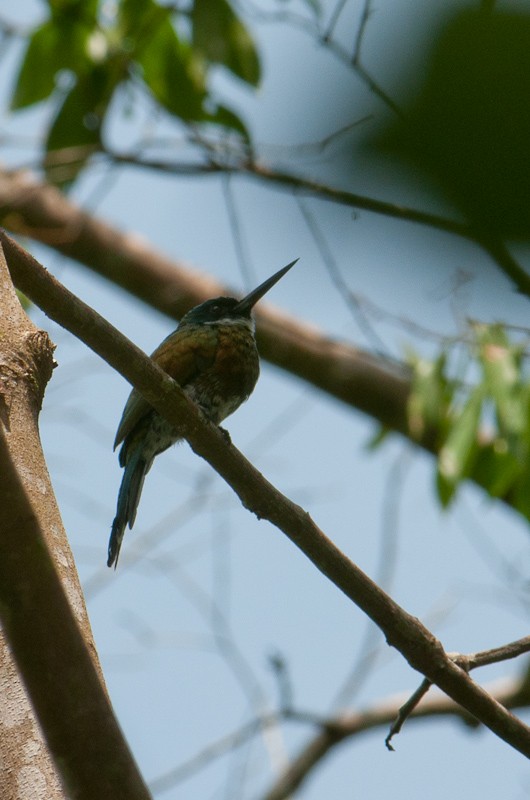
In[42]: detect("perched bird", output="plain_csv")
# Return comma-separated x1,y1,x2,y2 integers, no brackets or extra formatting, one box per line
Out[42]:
108,259,297,568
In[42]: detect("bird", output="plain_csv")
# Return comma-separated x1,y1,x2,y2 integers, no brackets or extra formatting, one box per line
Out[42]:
107,259,297,568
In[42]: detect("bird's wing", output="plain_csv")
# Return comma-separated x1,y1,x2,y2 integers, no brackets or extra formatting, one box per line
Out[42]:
113,325,217,449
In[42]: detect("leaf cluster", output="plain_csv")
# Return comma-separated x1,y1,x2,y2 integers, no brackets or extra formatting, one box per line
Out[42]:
10,0,260,183
406,324,530,519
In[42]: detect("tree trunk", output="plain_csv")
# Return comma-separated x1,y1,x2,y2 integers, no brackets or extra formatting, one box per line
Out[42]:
0,243,103,799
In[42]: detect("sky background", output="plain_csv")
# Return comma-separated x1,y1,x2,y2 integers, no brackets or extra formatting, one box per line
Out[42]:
2,1,530,798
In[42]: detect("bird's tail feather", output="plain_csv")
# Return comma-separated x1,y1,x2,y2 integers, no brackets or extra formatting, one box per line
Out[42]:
108,450,149,569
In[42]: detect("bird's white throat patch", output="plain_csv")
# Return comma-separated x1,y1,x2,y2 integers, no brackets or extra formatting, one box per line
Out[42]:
203,317,255,332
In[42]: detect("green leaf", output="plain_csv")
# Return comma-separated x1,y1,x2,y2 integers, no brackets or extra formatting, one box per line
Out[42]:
436,385,484,506
476,323,527,437
138,15,206,120
204,104,250,141
472,442,522,498
407,352,452,440
436,469,455,508
119,0,157,36
365,426,391,451
47,0,98,14
193,0,261,86
513,465,530,519
11,18,93,109
45,64,115,185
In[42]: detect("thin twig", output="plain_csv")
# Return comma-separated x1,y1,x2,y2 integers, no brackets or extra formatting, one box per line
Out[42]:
221,173,255,289
385,678,432,751
38,147,530,299
262,669,530,800
350,0,402,114
386,635,530,750
103,149,473,240
454,636,530,672
102,149,530,300
352,0,373,65
333,451,410,709
323,0,349,41
298,196,392,359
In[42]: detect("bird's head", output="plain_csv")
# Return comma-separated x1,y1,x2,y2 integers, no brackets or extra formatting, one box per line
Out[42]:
180,259,298,328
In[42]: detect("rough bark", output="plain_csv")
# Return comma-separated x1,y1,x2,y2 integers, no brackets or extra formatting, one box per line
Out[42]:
0,243,150,800
0,240,77,800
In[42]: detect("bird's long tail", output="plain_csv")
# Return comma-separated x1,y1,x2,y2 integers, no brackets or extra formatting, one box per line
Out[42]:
108,448,150,569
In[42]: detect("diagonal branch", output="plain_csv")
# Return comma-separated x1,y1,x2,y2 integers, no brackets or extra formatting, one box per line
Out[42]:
0,168,414,433
100,150,472,239
1,171,527,518
3,231,530,760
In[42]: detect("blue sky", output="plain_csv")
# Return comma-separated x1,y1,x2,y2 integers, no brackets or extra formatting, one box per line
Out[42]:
3,1,530,798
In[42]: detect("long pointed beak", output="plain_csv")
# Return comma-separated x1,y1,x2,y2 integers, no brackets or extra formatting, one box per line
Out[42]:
234,259,298,315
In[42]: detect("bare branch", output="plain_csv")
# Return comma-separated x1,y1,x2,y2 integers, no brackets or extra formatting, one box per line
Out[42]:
387,636,530,750
102,154,530,297
97,150,474,239
454,636,530,672
350,0,402,114
298,196,391,358
3,232,530,761
152,664,530,794
262,670,530,800
385,678,432,751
